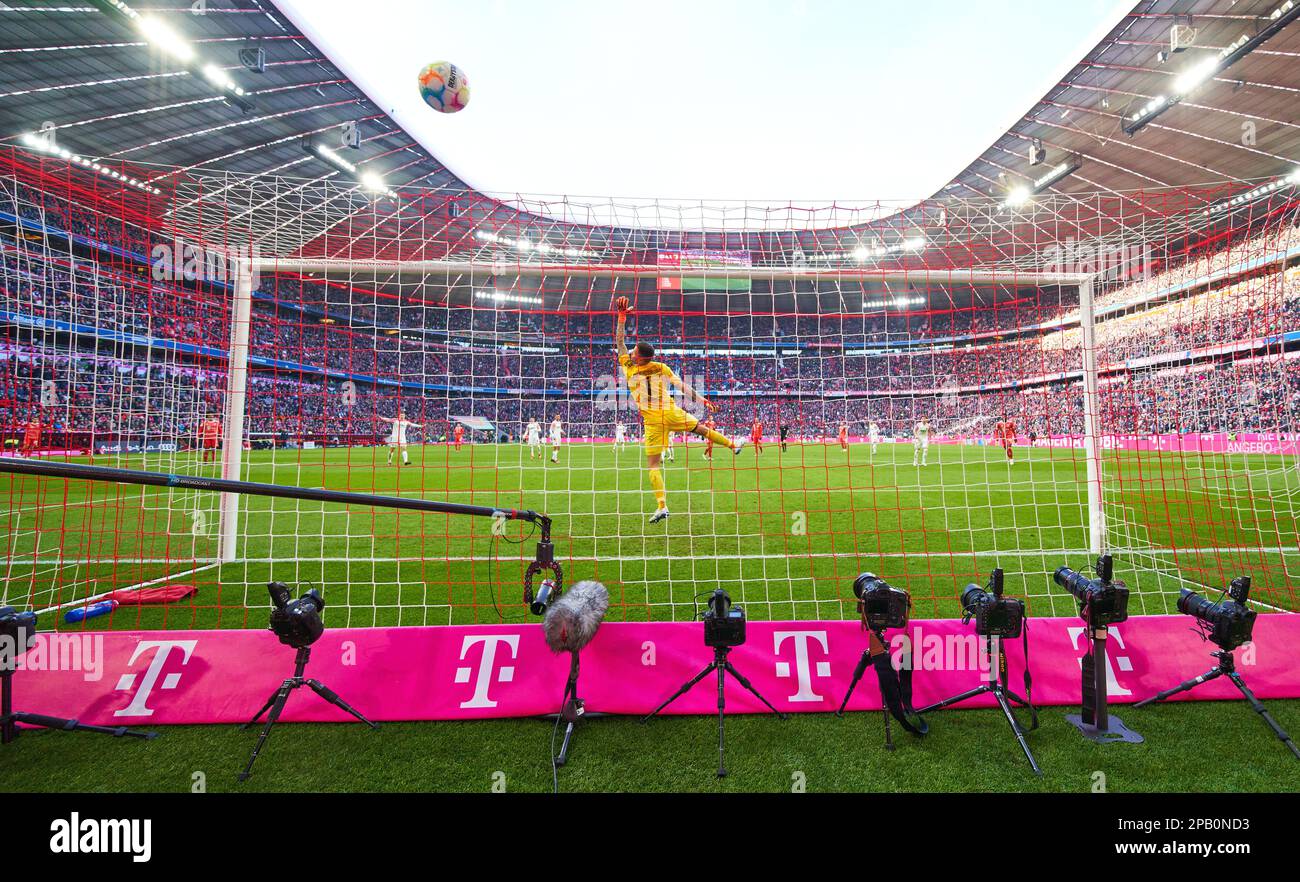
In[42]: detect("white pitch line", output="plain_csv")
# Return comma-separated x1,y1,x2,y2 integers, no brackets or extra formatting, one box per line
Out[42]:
32,561,220,618
8,546,1297,566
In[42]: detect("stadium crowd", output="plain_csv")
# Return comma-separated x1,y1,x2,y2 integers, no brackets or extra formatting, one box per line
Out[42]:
3,179,1299,447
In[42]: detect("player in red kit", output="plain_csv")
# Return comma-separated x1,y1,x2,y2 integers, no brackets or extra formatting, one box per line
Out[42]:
453,424,465,451
703,417,717,460
838,423,849,452
750,420,763,455
20,416,42,457
995,418,1016,462
198,415,222,463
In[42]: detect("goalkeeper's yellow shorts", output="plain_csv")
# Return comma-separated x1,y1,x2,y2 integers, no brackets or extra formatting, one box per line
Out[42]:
641,407,698,456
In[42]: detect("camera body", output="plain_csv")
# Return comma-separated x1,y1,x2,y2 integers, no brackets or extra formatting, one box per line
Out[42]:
267,582,326,648
1178,577,1256,650
0,606,37,645
703,589,746,648
0,606,38,669
853,573,911,631
961,569,1024,639
1054,555,1129,628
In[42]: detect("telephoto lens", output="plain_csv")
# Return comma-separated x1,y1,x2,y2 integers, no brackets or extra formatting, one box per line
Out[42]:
1053,557,1128,627
1177,584,1256,651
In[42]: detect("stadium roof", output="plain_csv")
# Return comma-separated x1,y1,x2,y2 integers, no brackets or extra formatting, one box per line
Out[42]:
947,0,1300,201
0,0,1297,275
0,0,469,194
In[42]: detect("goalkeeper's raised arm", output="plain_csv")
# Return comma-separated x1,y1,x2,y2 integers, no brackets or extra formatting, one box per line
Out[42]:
614,296,631,361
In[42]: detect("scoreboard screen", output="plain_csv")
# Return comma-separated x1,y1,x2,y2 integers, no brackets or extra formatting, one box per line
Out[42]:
656,249,752,293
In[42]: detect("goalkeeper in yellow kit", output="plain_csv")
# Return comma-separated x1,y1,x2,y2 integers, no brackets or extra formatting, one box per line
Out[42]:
615,296,746,523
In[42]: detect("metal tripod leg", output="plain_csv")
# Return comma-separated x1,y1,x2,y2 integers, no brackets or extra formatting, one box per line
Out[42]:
715,661,727,778
723,661,787,720
835,650,871,716
1133,667,1218,707
306,680,379,729
239,679,293,782
993,689,1042,776
242,681,291,729
640,661,717,722
3,712,157,741
915,684,990,715
1226,671,1300,761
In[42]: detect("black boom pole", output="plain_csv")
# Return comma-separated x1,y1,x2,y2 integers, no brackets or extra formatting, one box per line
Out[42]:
0,458,550,538
0,458,562,608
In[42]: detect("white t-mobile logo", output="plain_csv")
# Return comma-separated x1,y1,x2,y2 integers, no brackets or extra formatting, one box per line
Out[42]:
456,634,520,709
772,630,832,703
1066,626,1134,697
113,640,198,717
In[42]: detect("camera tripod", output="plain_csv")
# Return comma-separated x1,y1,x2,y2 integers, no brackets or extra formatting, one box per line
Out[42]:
548,650,607,768
641,643,786,777
1135,647,1300,761
836,627,926,750
1067,624,1143,744
916,633,1041,775
239,644,378,781
1,665,157,744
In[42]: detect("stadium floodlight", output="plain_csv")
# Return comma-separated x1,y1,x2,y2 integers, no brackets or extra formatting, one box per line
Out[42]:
360,171,396,198
1004,185,1032,208
1125,0,1300,136
202,64,235,91
315,143,357,174
864,296,925,310
89,2,253,108
1205,171,1300,216
307,142,397,198
472,228,601,260
1172,55,1220,94
476,290,543,306
138,16,195,62
1003,156,1082,209
1034,157,1082,191
18,131,161,195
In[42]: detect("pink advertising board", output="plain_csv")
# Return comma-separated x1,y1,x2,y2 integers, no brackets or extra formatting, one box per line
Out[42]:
12,614,1297,725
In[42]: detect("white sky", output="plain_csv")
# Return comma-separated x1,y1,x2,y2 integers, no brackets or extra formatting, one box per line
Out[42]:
275,0,1130,203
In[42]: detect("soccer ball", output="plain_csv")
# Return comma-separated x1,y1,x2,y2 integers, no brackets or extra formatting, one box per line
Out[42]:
417,62,470,114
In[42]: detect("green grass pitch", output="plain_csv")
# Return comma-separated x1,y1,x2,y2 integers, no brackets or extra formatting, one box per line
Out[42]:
2,440,1298,792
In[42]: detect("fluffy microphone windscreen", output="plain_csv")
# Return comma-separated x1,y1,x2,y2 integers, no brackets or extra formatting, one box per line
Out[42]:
543,580,609,653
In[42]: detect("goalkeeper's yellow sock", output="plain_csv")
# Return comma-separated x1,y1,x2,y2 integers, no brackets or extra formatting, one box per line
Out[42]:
699,427,734,449
648,466,667,509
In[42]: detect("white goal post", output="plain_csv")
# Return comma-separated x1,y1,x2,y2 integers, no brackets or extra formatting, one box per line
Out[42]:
214,257,1103,567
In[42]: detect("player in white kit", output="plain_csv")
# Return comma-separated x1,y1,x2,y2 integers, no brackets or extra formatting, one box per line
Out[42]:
381,409,421,466
913,418,932,467
868,421,881,455
526,418,542,459
548,416,563,464
614,422,628,452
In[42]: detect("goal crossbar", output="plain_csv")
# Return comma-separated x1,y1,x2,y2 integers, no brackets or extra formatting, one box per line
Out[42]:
250,258,1092,287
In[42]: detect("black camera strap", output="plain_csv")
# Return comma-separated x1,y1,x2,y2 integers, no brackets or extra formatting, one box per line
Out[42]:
1019,623,1038,731
868,629,928,736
